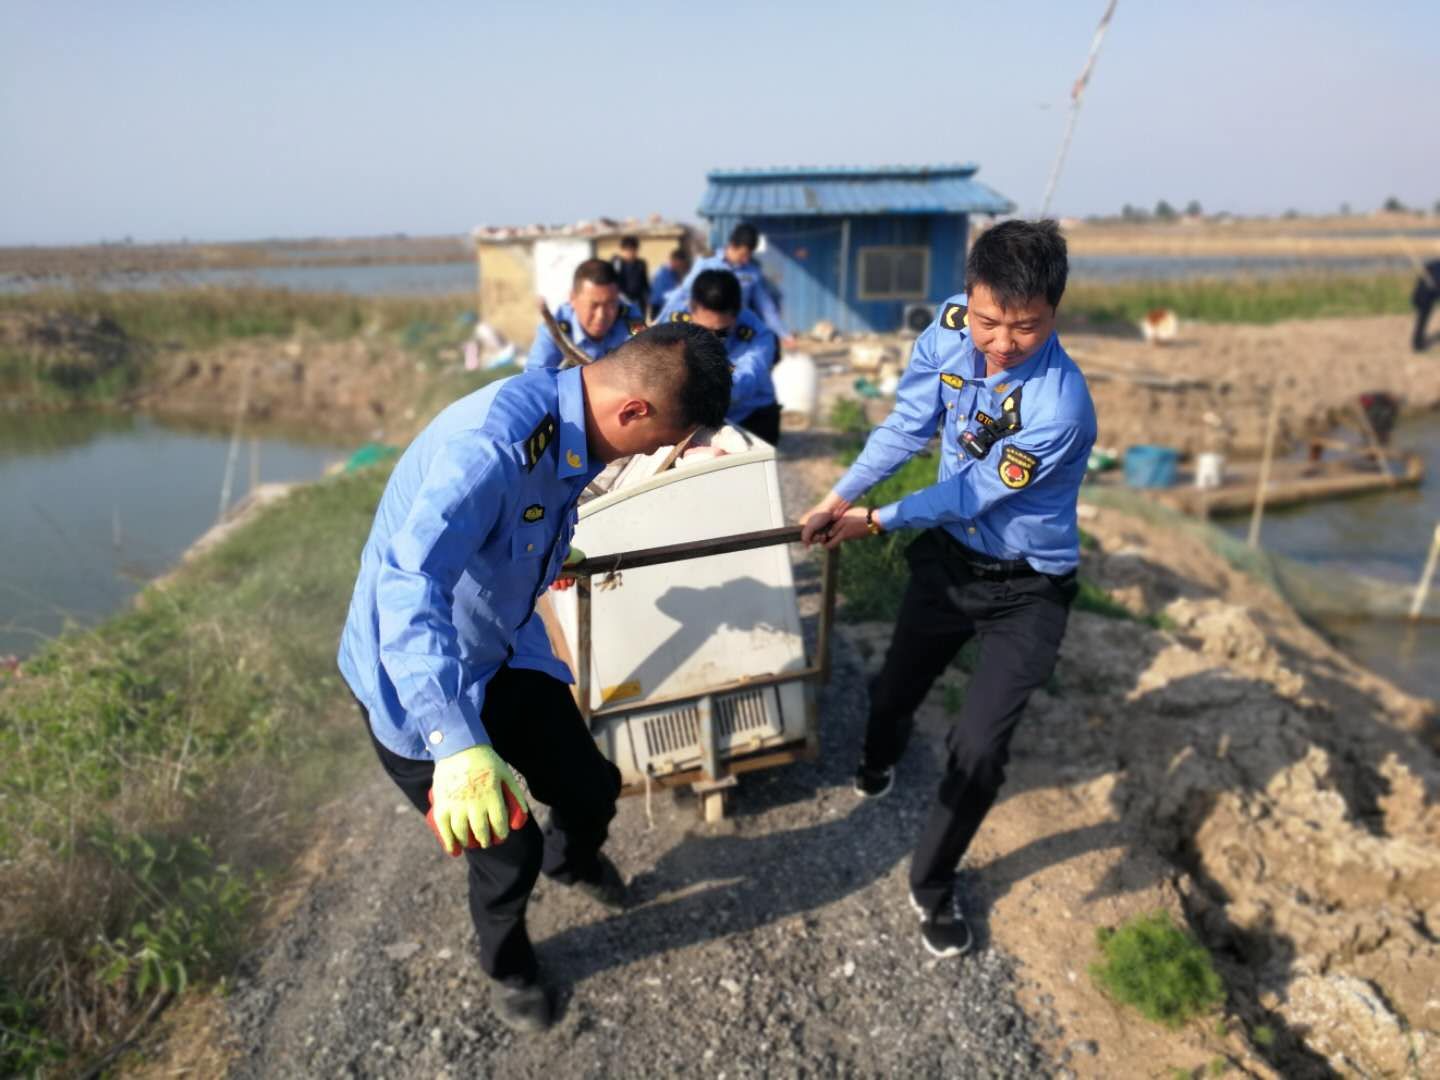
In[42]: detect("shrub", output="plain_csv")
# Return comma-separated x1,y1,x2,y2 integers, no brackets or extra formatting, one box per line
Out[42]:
1091,911,1225,1028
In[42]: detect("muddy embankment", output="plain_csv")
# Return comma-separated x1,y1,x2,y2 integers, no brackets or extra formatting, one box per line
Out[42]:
843,497,1439,1077
1,308,458,440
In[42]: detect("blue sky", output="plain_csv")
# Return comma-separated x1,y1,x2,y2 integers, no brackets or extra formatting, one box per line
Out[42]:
2,0,1436,245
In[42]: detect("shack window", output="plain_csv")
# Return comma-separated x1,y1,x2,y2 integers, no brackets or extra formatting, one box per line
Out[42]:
857,246,929,300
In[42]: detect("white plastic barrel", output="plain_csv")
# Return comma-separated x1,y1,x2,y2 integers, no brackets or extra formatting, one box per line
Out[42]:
1195,452,1225,489
773,351,819,425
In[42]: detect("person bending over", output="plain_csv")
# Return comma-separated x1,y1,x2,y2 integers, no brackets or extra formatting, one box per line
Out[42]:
339,323,732,1030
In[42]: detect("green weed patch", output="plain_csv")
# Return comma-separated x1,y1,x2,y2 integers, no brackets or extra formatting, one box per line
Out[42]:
1091,911,1225,1028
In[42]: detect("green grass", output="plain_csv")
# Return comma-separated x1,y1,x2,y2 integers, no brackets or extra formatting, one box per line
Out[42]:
0,286,475,406
1063,271,1412,327
0,286,474,350
1091,911,1225,1028
0,466,390,1073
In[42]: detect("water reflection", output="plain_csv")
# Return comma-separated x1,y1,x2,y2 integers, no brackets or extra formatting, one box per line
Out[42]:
0,412,350,657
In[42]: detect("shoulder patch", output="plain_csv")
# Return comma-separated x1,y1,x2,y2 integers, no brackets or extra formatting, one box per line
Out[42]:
670,311,692,323
998,445,1039,490
940,372,965,390
522,504,544,523
736,324,754,342
941,302,968,331
524,414,557,473
628,320,646,336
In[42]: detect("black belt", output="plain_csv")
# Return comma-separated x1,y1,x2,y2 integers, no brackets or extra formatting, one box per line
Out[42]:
937,530,1042,581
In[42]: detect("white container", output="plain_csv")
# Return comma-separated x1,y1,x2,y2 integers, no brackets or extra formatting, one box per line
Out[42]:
772,351,819,426
544,428,811,787
1195,452,1225,489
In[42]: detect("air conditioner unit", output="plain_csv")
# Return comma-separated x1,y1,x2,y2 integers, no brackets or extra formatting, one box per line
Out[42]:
902,302,935,336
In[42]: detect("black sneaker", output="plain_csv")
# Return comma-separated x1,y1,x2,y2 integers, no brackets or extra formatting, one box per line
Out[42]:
853,763,894,799
572,853,627,910
490,975,553,1032
918,890,973,958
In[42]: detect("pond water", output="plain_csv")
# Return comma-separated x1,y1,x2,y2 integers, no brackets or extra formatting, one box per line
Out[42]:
0,260,476,296
0,252,1419,296
0,412,352,658
1218,410,1440,701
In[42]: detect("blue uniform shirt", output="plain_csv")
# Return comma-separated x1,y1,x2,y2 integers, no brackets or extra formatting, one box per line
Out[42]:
658,254,788,339
525,300,645,372
834,294,1096,575
338,366,603,760
668,307,778,424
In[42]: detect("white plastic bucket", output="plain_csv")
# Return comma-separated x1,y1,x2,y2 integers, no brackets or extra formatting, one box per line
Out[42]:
1195,452,1225,489
773,352,819,424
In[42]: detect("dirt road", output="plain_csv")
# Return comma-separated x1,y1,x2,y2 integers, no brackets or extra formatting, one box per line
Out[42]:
214,434,1060,1079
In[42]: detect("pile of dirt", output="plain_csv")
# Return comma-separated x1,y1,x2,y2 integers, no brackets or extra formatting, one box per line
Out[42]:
816,314,1440,460
848,501,1438,1076
127,337,432,437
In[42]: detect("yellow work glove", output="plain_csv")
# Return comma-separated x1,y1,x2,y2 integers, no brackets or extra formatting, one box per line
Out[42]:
563,546,586,567
429,745,530,855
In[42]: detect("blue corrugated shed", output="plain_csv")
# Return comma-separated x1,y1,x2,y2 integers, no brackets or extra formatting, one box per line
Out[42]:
698,164,1013,334
699,164,1013,219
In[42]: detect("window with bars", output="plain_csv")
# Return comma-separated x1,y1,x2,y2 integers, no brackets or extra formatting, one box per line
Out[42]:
856,246,930,300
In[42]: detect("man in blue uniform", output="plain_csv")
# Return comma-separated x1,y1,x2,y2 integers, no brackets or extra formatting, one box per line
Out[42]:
800,220,1096,959
339,324,731,1031
648,246,692,320
658,223,795,348
668,268,782,444
526,258,645,371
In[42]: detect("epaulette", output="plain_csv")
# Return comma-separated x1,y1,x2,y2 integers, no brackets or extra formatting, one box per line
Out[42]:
523,414,557,472
940,302,967,331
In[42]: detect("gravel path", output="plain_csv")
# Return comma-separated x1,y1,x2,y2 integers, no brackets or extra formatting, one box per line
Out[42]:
223,431,1059,1078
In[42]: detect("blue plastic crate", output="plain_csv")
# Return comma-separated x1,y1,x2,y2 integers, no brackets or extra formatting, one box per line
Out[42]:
1124,445,1179,489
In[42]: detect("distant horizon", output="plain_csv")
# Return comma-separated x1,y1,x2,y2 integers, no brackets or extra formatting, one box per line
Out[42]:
6,204,1440,253
4,1,1436,247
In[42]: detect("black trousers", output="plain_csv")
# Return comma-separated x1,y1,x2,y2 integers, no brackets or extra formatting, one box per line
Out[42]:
1414,292,1435,352
365,665,621,981
739,402,782,445
862,529,1076,916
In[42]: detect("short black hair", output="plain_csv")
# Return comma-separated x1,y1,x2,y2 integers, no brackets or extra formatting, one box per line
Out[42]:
573,258,618,289
965,219,1068,309
727,223,759,251
690,268,742,316
619,235,639,251
607,322,731,429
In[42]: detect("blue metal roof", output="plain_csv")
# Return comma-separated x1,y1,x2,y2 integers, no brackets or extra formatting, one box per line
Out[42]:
699,164,1014,218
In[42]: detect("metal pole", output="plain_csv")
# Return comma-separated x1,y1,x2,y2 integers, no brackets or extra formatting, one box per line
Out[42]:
816,546,839,683
1410,522,1440,621
1039,0,1119,217
216,365,253,524
568,525,804,577
837,217,851,334
1247,396,1280,549
576,578,593,723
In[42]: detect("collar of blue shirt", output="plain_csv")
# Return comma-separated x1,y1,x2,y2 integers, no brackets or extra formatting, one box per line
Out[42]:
555,365,590,478
973,331,1058,393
